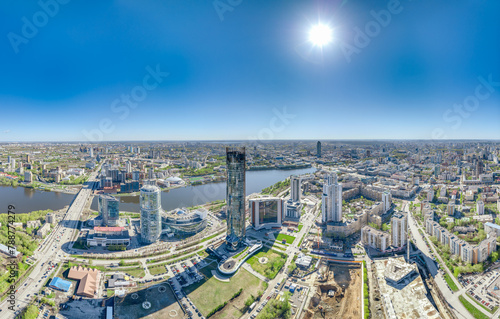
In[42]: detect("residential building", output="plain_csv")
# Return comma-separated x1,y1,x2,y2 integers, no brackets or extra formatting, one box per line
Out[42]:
36,223,50,238
477,200,485,215
382,190,391,213
447,202,455,216
24,171,32,183
361,226,390,251
322,173,342,223
140,185,162,244
392,212,407,248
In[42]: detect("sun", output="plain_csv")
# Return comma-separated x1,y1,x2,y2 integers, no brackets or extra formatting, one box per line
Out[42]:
309,24,333,47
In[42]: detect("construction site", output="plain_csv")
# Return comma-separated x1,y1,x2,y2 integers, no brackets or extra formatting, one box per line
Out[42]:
303,261,361,319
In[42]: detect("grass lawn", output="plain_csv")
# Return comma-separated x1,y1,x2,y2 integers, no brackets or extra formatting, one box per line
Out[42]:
246,246,287,279
124,267,146,278
467,292,498,314
444,273,459,292
185,264,265,317
275,233,295,245
148,264,168,276
297,223,303,232
459,295,489,319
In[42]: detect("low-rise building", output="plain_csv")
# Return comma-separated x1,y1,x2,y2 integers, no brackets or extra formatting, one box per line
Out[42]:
36,223,51,238
86,227,130,247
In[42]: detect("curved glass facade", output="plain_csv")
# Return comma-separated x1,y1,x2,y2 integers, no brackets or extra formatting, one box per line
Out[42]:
140,185,162,244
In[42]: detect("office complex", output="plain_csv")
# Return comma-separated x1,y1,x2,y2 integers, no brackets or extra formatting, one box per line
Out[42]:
225,147,246,251
317,141,321,158
140,185,163,244
322,173,342,223
391,212,407,248
250,197,285,230
162,208,208,236
98,194,120,227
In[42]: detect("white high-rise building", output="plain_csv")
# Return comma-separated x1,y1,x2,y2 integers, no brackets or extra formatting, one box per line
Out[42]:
391,212,407,248
322,173,342,223
140,185,162,244
477,200,485,215
382,190,391,213
427,188,434,202
125,161,132,173
290,175,301,203
89,147,94,157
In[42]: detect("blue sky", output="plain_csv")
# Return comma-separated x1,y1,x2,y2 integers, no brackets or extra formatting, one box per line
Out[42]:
0,0,499,142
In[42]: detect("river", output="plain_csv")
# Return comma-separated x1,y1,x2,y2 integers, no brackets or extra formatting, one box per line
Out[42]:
0,167,316,214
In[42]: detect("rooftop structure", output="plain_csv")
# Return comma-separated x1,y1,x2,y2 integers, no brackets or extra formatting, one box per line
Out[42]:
161,208,208,235
68,266,101,298
49,277,72,292
374,257,441,319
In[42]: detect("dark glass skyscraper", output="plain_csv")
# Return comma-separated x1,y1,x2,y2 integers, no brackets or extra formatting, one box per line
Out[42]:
317,141,321,158
226,147,246,251
98,194,120,226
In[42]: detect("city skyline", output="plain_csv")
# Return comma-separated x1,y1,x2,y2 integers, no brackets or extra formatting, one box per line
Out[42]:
0,1,499,141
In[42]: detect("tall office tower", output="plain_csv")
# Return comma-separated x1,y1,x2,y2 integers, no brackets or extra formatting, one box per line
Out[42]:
89,147,94,158
7,156,11,163
317,141,322,158
140,185,162,244
225,147,246,251
125,161,132,173
391,212,407,248
98,194,120,226
11,158,16,170
322,173,342,223
382,190,391,213
26,154,31,163
290,175,301,202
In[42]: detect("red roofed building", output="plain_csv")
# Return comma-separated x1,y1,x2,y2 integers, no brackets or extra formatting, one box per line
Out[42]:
94,227,124,232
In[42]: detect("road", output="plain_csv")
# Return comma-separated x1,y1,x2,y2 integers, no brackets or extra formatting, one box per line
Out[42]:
404,200,494,319
241,196,319,319
0,169,100,318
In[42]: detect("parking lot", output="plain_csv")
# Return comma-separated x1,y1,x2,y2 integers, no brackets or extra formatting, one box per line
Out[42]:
460,268,500,311
251,279,309,318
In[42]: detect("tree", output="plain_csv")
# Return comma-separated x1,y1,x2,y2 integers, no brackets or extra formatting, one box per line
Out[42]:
491,252,498,263
119,259,125,267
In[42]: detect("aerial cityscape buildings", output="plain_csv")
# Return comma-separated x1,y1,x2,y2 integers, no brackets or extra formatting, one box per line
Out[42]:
0,0,499,318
